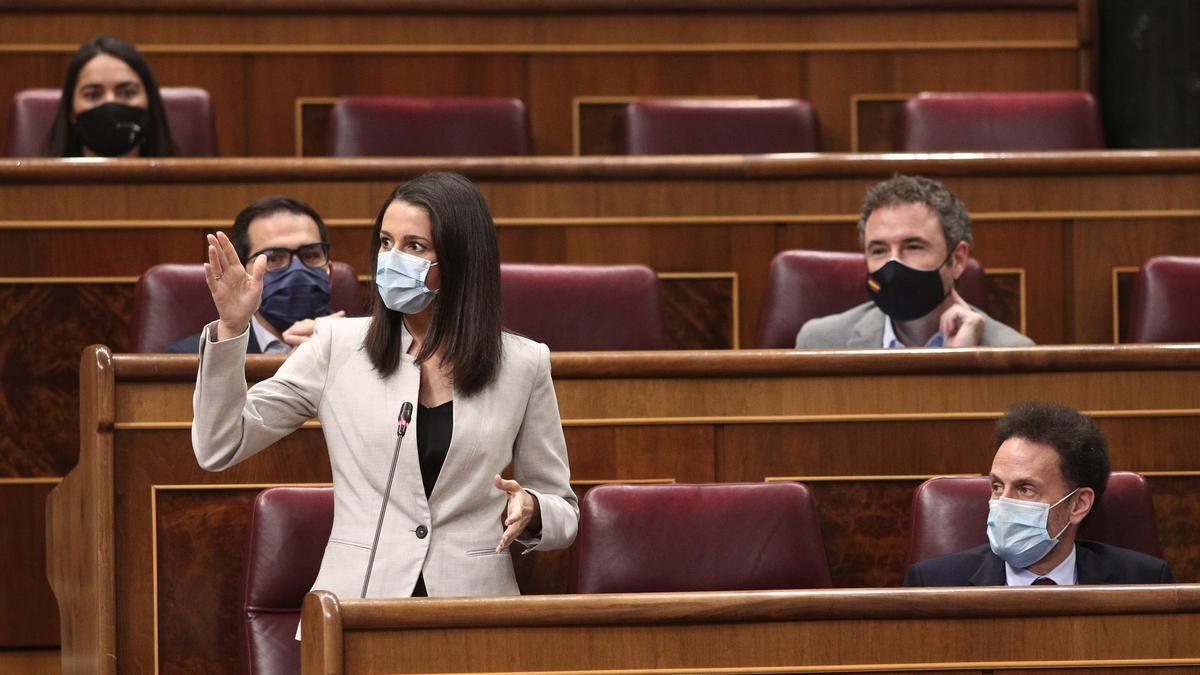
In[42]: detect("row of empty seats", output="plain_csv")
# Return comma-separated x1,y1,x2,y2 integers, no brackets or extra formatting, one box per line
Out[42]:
245,473,1160,673
133,253,1200,352
7,89,1104,157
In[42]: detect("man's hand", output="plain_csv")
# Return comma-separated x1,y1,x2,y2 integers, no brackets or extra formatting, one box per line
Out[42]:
493,474,541,553
282,311,346,346
940,290,985,347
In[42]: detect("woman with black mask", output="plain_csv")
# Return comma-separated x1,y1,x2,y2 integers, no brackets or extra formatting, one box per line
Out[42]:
43,34,178,157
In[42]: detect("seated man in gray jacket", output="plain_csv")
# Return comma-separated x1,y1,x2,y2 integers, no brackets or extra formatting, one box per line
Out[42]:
797,174,1032,349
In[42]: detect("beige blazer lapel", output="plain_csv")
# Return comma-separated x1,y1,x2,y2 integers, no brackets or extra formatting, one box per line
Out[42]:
429,390,483,503
383,325,427,511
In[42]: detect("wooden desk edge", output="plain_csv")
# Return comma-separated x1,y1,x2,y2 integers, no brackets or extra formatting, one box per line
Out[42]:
306,585,1200,630
3,0,1078,12
6,151,1200,183
108,344,1200,381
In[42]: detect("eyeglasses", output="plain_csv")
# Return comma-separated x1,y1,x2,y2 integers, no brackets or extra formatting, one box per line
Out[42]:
249,243,330,271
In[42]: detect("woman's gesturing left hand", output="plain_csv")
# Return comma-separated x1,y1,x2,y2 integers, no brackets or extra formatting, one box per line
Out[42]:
494,474,541,553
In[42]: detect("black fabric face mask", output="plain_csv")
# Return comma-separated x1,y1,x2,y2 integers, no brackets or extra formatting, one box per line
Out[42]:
74,102,149,157
866,256,952,322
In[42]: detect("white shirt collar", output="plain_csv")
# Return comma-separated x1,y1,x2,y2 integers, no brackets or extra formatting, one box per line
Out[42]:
1005,544,1078,586
251,315,291,355
882,316,946,348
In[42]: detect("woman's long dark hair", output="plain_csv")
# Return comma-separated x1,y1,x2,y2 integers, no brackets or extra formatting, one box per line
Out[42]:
363,172,503,396
43,34,178,157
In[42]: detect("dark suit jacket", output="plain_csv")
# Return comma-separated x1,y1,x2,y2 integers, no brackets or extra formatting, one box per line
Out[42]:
904,540,1173,586
166,329,262,354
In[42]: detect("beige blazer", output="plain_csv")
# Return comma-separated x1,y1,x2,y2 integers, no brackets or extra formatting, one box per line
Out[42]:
191,316,578,603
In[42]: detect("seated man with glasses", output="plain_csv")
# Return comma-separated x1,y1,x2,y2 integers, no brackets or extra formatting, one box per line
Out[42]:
167,195,344,354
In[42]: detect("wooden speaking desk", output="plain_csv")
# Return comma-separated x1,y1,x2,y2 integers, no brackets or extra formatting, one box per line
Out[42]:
300,586,1200,674
46,345,1200,674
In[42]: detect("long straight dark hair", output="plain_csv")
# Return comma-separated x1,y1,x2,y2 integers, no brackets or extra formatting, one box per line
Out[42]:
363,172,503,396
44,34,178,157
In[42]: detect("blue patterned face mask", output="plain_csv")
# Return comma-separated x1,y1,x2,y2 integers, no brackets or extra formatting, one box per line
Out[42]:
258,257,331,332
987,488,1077,569
376,249,439,314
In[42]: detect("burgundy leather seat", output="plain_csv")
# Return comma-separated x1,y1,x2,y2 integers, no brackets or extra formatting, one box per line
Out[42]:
325,96,531,157
243,487,334,675
575,482,832,593
623,98,819,155
7,86,217,156
131,261,362,352
900,90,1104,152
1127,256,1200,342
754,249,991,348
906,472,1163,567
500,263,667,351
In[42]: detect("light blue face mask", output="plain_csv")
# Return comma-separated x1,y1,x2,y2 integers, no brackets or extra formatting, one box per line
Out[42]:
376,249,438,314
987,488,1077,569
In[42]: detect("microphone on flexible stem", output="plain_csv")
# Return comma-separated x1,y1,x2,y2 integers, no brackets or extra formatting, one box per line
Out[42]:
397,403,412,437
361,401,414,598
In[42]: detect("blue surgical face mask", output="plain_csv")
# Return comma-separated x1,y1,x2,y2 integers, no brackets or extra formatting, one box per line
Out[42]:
987,488,1078,569
376,249,439,314
258,257,332,333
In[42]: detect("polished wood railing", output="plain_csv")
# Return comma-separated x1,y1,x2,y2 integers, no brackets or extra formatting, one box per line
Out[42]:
300,586,1200,673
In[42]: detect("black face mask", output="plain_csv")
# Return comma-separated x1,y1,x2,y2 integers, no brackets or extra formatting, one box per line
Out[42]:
866,255,953,322
74,102,149,157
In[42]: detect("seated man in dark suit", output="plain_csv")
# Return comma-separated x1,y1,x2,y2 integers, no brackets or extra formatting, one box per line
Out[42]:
167,195,343,354
905,400,1172,586
797,174,1031,349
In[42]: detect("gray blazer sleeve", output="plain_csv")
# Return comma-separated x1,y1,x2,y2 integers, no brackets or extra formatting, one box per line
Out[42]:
513,343,580,551
191,318,331,472
796,319,836,348
795,310,863,349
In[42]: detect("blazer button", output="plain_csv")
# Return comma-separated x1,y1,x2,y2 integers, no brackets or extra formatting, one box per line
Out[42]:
415,525,429,539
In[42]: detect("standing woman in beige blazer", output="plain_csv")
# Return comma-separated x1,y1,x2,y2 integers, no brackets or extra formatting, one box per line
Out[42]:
191,172,578,603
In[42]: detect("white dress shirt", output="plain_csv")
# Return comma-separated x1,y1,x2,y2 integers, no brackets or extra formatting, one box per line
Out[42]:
251,315,291,354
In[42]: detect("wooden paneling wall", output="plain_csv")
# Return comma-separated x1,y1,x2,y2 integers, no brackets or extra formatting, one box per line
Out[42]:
44,347,1200,673
0,1,1088,156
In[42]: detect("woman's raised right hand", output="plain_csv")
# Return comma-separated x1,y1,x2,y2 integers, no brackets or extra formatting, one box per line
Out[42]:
205,231,266,341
